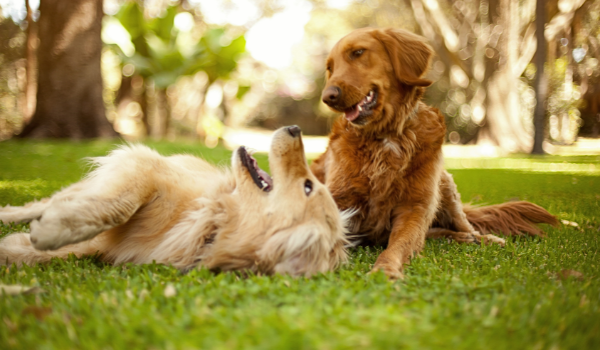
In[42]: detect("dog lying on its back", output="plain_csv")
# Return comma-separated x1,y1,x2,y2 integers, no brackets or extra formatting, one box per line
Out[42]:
0,126,349,276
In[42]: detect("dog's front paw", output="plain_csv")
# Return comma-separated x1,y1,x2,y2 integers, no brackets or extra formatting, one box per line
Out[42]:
478,234,506,247
29,214,88,251
27,200,111,250
369,263,404,280
29,219,70,250
453,231,481,244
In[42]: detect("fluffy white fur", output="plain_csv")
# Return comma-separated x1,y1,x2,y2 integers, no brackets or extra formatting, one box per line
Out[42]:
0,127,349,276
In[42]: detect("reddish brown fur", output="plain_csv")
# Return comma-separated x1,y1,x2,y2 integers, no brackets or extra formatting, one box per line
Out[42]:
312,27,557,279
464,202,558,237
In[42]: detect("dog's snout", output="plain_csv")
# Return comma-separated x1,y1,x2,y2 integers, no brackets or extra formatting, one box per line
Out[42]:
287,125,301,138
322,86,341,107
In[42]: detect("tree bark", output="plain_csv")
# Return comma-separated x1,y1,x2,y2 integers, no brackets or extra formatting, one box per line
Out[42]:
155,88,171,138
531,0,547,154
476,0,533,152
19,0,117,138
140,81,151,136
23,0,37,122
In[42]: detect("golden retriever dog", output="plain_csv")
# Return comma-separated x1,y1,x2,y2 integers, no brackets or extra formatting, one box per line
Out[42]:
0,126,349,276
311,28,558,279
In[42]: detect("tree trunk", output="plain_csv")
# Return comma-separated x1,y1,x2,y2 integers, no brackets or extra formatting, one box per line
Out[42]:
19,0,117,139
411,0,536,152
531,0,547,154
155,89,171,138
140,81,151,136
23,0,37,122
477,0,533,152
478,70,532,151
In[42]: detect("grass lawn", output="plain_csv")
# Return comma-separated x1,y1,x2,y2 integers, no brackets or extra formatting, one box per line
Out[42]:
0,139,599,349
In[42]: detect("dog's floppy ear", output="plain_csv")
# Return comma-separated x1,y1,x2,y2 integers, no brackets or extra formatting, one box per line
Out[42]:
374,28,433,87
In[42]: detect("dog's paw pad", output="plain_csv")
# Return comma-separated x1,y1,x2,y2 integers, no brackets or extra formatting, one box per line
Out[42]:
369,264,404,280
29,218,73,251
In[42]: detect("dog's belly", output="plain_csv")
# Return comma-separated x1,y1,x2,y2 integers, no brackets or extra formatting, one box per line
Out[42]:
99,165,225,265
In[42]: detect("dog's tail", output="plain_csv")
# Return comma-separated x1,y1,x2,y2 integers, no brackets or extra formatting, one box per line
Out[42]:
464,201,558,236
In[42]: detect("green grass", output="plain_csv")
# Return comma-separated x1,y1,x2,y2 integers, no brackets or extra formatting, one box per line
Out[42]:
0,140,599,349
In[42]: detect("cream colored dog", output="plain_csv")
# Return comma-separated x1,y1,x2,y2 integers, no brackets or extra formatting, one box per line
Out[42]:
0,126,349,276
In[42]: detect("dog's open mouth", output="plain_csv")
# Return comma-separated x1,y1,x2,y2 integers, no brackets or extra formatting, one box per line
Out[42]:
238,146,273,192
344,88,378,122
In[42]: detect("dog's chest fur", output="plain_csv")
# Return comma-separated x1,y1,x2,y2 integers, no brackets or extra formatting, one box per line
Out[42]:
321,105,446,243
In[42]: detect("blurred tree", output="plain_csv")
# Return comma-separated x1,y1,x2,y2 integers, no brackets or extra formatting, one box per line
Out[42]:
22,0,36,122
540,0,592,144
107,1,246,138
20,0,117,138
532,0,547,154
0,15,25,140
576,1,600,138
409,0,589,152
410,0,538,152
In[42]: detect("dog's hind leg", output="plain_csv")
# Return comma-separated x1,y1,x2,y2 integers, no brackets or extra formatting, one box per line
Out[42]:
28,176,153,251
0,198,52,224
435,171,476,232
0,233,102,267
23,148,159,251
431,171,505,246
426,228,477,243
426,228,505,246
0,182,97,226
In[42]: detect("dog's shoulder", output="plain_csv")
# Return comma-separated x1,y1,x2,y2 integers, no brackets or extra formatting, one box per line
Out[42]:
411,102,446,151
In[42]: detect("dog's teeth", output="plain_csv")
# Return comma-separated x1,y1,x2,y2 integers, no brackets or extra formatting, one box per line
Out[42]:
358,105,363,112
367,91,373,102
261,180,267,188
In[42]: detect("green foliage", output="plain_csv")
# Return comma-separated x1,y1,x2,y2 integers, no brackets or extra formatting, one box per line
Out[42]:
108,2,246,89
0,141,599,349
546,58,582,116
199,28,247,83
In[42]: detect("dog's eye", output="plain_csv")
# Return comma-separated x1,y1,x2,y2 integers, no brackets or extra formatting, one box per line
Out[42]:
304,179,313,196
351,49,364,58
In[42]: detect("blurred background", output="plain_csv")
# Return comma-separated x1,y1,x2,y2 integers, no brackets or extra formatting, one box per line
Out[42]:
0,0,599,155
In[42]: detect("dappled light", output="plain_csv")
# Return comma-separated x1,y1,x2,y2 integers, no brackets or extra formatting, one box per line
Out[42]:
0,0,598,151
0,2,599,348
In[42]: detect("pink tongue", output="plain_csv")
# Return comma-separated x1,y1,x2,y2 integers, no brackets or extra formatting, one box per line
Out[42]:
257,168,273,187
344,105,360,121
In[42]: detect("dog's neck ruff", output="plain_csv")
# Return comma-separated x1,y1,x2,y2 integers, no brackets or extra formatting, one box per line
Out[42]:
371,101,420,140
407,103,419,120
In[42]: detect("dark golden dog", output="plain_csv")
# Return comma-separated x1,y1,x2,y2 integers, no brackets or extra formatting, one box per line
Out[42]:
311,28,557,279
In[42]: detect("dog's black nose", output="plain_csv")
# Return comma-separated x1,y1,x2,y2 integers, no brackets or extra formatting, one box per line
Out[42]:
287,125,301,138
322,86,341,107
